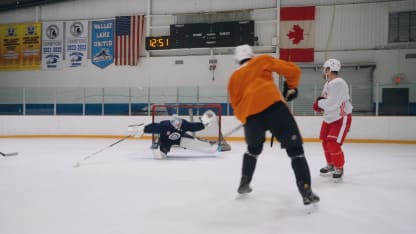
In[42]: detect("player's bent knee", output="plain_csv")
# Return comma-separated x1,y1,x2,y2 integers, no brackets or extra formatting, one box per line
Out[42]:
247,145,263,157
286,146,305,158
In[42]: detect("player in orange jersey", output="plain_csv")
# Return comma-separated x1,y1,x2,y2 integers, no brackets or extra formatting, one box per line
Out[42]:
227,44,319,207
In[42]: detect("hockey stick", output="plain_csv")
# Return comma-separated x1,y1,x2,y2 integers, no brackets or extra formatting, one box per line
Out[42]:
211,124,243,152
198,124,243,142
73,123,144,168
222,124,243,138
127,123,145,128
193,123,242,144
0,151,18,157
73,135,132,168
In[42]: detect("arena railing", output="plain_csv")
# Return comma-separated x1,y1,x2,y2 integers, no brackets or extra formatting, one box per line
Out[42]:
0,83,414,116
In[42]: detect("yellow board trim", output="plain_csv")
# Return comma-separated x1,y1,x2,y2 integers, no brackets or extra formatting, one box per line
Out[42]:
0,135,415,144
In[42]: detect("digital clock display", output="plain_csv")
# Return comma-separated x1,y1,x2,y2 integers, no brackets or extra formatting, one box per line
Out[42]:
145,36,171,50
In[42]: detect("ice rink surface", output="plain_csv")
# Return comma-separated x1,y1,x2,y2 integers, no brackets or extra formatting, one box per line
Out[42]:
1,138,416,234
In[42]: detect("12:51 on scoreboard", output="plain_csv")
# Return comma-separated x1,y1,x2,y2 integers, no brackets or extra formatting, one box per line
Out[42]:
145,36,171,50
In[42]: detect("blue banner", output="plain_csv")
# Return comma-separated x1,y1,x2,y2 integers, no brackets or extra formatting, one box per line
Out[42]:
91,19,114,69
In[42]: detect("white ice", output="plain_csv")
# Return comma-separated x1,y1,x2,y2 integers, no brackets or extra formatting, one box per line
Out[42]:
1,138,416,234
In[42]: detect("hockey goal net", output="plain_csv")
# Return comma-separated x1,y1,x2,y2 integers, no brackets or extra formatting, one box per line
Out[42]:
151,103,231,151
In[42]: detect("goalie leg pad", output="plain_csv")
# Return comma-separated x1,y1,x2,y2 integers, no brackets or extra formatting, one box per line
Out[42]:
152,148,167,159
179,137,218,154
151,143,169,160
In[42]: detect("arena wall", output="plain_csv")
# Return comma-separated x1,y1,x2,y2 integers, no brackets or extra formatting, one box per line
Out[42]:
1,116,415,143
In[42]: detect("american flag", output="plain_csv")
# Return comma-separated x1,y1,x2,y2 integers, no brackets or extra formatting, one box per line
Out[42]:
115,15,145,66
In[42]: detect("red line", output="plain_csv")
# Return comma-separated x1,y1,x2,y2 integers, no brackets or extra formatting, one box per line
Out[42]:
123,36,126,66
115,36,119,65
279,48,314,62
131,16,136,65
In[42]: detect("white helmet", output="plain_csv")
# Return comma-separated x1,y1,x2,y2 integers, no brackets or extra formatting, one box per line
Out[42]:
322,58,341,73
170,115,182,130
234,44,254,63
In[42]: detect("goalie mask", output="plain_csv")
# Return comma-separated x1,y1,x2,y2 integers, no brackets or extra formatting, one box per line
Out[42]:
170,115,182,130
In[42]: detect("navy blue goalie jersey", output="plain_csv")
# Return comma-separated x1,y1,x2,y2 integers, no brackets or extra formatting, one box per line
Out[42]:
144,119,205,146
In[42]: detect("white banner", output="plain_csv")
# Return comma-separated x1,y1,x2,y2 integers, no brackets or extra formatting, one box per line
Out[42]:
42,21,64,70
65,20,88,68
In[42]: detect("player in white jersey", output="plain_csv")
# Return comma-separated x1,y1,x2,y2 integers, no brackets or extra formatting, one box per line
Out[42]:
313,58,353,181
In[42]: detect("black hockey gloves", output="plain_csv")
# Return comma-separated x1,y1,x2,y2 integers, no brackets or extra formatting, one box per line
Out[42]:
283,81,298,102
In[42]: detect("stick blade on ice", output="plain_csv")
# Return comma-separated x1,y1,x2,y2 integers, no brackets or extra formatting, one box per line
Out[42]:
0,152,18,157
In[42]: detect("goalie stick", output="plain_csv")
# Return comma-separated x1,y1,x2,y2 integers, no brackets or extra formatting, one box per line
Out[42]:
215,124,243,151
0,151,18,157
73,123,143,168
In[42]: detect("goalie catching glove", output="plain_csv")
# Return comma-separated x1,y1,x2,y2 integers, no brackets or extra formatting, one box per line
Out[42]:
200,110,217,128
127,124,144,138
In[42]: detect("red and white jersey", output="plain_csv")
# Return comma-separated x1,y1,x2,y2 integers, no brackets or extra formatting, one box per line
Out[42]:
318,77,353,123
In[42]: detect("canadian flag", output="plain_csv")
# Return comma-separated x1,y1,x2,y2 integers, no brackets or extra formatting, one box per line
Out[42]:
279,6,315,62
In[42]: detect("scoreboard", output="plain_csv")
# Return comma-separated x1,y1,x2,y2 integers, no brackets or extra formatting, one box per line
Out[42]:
146,20,254,50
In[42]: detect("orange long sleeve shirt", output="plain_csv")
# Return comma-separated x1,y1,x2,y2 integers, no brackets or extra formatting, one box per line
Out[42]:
227,54,301,124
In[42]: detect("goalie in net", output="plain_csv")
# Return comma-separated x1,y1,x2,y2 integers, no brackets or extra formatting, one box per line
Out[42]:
132,108,231,159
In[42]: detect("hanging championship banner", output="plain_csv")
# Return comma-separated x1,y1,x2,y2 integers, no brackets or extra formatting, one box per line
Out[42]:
91,19,114,69
0,24,20,70
21,23,41,69
65,20,88,67
0,22,41,70
42,21,64,70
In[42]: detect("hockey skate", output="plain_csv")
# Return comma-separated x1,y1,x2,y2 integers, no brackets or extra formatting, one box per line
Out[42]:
298,183,320,214
332,168,344,182
237,176,252,194
319,164,334,176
